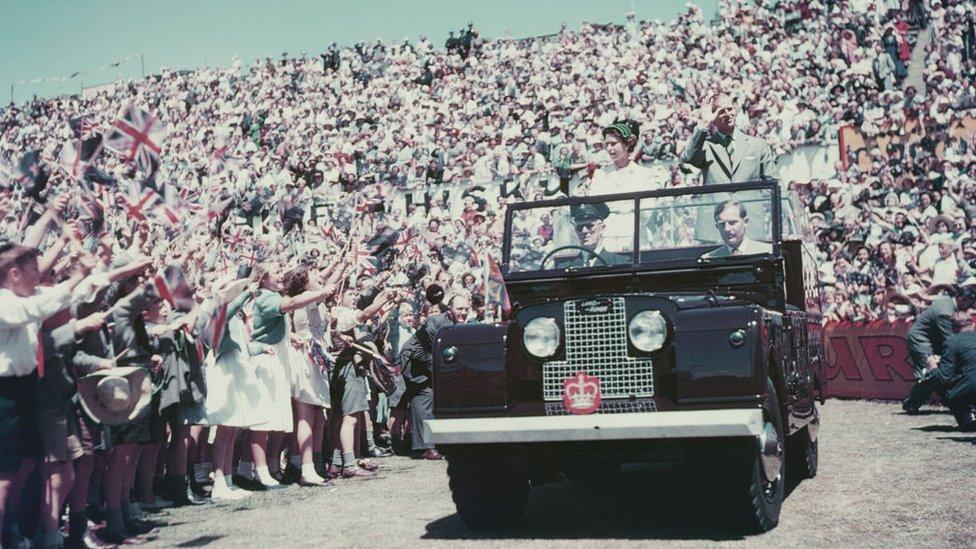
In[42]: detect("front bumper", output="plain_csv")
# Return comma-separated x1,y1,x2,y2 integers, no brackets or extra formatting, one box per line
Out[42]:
423,409,763,445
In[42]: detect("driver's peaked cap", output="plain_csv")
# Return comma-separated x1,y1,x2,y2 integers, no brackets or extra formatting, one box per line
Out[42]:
570,202,610,225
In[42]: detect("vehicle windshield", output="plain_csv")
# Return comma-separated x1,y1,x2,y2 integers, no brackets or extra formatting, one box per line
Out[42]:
639,188,775,263
508,198,636,273
506,185,781,274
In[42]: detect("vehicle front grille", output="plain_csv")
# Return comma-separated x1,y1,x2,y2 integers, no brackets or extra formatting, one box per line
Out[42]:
541,297,655,401
544,399,658,416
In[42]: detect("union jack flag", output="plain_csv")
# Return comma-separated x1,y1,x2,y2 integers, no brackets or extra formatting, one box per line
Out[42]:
154,186,201,229
104,104,166,173
211,143,241,173
485,254,511,320
225,226,248,249
57,136,102,180
118,181,160,222
189,196,233,231
82,182,114,213
395,229,414,249
406,243,423,262
319,224,337,243
354,246,378,276
69,115,99,139
77,191,105,236
153,264,192,311
239,246,261,265
155,203,181,228
202,302,229,351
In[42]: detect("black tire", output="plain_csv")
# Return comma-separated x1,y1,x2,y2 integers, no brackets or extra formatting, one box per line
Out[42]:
787,406,819,480
447,450,528,531
720,378,785,533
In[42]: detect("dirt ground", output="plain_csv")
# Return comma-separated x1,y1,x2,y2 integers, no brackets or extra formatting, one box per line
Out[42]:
136,400,975,548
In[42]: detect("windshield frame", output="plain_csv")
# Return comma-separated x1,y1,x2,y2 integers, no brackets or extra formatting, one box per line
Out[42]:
502,180,783,279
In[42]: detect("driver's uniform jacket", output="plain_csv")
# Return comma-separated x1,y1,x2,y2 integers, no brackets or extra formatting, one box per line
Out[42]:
552,248,627,269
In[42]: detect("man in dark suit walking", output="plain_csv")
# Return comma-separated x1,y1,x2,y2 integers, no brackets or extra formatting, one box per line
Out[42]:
399,294,472,460
679,93,777,184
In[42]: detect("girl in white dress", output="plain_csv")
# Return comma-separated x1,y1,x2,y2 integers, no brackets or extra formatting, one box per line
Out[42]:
243,262,342,488
196,276,263,500
282,267,342,486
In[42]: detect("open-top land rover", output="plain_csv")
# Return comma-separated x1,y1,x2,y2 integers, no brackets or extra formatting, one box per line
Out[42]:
423,180,824,533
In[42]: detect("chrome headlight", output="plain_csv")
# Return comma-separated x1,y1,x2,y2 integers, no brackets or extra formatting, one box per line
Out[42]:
523,317,561,359
628,310,668,352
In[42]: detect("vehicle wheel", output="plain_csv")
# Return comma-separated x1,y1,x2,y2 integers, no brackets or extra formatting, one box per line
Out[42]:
447,450,528,531
721,378,785,533
787,405,819,480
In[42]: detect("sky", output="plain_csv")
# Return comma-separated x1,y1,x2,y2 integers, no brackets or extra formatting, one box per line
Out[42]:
0,0,717,104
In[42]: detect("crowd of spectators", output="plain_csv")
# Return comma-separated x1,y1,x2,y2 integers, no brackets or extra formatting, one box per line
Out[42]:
798,0,976,322
0,0,975,545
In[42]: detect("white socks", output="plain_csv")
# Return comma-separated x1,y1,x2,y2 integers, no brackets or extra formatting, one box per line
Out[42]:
213,474,232,490
254,465,279,486
301,463,318,479
213,474,250,500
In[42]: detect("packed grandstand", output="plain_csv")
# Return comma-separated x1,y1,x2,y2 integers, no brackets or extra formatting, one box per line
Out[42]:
0,0,972,324
3,0,976,546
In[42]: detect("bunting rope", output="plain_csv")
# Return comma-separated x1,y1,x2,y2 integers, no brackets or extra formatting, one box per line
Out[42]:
13,55,141,85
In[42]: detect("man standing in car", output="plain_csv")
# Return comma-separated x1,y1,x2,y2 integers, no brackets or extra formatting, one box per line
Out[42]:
679,93,777,184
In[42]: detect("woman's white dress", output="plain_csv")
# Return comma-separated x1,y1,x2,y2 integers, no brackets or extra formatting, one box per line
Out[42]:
248,295,296,433
288,306,331,408
203,315,269,429
249,336,296,432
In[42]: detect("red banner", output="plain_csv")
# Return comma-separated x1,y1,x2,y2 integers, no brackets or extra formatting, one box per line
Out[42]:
823,321,916,400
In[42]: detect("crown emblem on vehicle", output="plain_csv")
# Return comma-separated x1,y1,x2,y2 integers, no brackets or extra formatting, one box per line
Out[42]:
562,371,601,415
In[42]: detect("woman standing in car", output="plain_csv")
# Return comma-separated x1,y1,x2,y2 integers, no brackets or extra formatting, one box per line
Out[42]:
587,119,658,196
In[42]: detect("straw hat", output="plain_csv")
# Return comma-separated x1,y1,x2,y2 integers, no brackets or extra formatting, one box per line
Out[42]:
77,367,151,425
927,214,954,233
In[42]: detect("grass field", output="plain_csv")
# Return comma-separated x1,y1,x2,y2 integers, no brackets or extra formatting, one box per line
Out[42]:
138,400,975,548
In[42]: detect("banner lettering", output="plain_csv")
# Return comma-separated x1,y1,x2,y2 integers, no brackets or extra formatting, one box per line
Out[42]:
823,321,916,400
